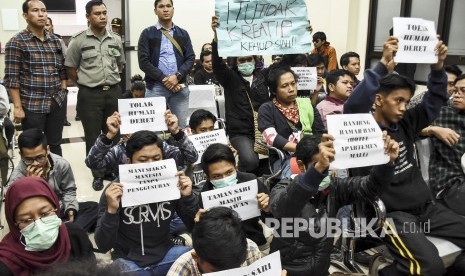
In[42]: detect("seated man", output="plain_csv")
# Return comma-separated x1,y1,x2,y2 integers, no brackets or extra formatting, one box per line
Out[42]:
340,51,361,87
270,133,399,276
429,74,465,216
9,128,99,232
95,130,198,275
316,69,354,130
85,110,198,175
167,207,262,275
194,50,218,85
307,53,327,106
344,36,465,275
199,144,272,253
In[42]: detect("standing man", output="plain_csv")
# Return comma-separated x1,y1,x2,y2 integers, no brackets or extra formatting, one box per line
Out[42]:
138,0,195,128
4,0,68,156
65,0,125,191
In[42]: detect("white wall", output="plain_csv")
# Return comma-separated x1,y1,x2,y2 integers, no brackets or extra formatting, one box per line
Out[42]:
0,0,369,79
126,0,370,78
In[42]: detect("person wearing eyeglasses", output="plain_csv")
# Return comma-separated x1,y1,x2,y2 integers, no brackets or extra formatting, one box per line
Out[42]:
0,177,95,275
8,128,99,233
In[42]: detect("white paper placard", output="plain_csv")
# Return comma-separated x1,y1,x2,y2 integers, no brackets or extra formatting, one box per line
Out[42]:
201,180,260,221
327,114,389,169
1,9,19,31
204,251,282,276
119,159,180,207
393,17,438,64
118,97,167,134
190,129,229,165
292,67,317,90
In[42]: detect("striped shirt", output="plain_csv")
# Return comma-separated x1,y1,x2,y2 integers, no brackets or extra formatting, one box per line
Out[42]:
4,29,67,113
167,239,262,276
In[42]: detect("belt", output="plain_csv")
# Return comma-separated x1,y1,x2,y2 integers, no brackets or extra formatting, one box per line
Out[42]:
81,84,117,91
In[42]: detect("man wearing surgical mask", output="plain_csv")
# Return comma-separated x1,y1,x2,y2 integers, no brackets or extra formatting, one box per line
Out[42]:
199,144,272,254
210,16,270,175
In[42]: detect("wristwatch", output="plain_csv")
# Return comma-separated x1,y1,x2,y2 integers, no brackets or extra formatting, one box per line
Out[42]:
175,72,182,81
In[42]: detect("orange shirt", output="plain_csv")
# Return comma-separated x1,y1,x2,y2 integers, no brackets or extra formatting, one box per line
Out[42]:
312,42,338,72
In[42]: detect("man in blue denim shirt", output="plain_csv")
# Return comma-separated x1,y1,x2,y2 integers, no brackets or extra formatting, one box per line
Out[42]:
138,0,195,128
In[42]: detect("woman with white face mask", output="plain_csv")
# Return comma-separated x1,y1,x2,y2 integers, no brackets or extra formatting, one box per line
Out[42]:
0,177,95,275
210,16,270,174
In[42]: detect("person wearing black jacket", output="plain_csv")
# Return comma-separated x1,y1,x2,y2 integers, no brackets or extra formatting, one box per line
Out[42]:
270,133,399,276
211,16,270,174
199,144,271,253
344,36,465,276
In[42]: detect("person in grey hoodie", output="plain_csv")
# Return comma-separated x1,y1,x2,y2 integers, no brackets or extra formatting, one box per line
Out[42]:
9,128,98,232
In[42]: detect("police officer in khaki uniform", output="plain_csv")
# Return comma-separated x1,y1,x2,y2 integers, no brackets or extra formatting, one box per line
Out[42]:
65,0,125,191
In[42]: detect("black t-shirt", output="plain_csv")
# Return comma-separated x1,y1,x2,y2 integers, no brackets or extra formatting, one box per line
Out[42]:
194,69,218,85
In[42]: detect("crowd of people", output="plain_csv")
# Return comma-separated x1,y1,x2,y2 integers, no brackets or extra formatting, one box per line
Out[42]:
1,0,465,275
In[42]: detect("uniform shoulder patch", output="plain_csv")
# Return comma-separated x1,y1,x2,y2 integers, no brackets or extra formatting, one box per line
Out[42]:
72,30,85,38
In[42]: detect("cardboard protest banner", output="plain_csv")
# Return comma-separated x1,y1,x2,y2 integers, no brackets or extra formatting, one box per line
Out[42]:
190,129,229,165
215,0,311,56
118,97,167,134
327,114,389,170
393,17,438,64
292,67,317,90
201,179,260,221
119,159,180,207
204,251,282,276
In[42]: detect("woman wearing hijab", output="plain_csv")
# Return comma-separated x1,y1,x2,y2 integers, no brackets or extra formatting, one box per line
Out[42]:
0,177,95,275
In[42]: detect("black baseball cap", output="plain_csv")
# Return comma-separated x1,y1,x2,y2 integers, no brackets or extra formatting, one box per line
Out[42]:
111,18,122,26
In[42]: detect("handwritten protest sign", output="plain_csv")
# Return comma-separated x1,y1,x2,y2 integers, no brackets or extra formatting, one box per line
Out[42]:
327,114,389,170
201,180,260,220
118,97,166,134
292,67,317,90
190,129,229,165
215,0,311,56
119,159,180,207
205,251,282,276
393,17,438,64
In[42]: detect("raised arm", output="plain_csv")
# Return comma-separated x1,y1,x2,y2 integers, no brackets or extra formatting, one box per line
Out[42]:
344,37,397,114
211,16,234,87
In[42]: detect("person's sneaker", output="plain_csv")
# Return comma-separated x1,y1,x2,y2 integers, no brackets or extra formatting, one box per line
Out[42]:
75,115,81,121
92,177,104,191
368,253,392,276
171,235,186,246
64,120,71,126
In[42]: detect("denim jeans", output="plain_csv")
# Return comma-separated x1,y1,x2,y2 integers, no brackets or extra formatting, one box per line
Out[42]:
113,245,191,275
146,83,190,128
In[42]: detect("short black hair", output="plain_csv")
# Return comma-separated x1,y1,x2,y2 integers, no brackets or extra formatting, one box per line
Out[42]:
295,135,321,167
189,109,217,130
154,0,173,7
200,50,212,63
267,66,298,96
326,69,354,92
126,131,163,159
340,52,360,67
201,144,235,176
378,74,416,96
18,128,47,153
307,53,325,67
130,74,146,91
280,54,308,67
313,31,326,42
445,65,463,78
454,74,465,85
192,207,247,271
22,0,35,13
85,0,105,15
201,43,212,53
